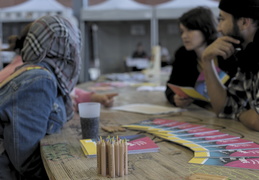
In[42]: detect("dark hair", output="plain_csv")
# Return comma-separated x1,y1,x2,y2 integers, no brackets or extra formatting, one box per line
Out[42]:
232,15,259,29
219,0,259,20
3,23,32,53
179,6,218,45
15,23,33,53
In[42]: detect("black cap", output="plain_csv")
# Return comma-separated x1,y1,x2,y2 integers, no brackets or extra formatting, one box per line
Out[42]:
219,0,259,19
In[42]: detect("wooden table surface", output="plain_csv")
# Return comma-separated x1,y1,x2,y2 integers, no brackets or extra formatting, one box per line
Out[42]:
40,82,259,180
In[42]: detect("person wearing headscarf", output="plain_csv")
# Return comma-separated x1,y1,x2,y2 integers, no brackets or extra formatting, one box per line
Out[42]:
0,23,117,112
0,15,81,179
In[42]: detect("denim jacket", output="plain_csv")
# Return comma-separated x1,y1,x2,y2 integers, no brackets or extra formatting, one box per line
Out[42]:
0,62,67,179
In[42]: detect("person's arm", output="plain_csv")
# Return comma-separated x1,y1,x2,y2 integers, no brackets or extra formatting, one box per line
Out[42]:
165,84,176,105
238,109,259,131
165,48,183,105
71,87,93,103
202,60,227,114
4,70,56,178
90,93,118,107
72,87,118,109
202,36,240,114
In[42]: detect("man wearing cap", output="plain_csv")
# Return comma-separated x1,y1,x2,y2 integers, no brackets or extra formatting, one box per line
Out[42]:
201,0,259,131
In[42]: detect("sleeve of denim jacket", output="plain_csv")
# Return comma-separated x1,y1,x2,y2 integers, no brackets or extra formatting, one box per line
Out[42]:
3,69,57,176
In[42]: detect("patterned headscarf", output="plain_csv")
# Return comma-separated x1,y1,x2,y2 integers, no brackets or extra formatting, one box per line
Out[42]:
21,15,82,120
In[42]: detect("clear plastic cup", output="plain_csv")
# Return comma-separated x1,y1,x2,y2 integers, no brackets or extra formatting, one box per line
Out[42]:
78,102,101,139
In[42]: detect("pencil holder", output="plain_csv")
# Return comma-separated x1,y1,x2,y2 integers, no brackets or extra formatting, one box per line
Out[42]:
97,137,128,178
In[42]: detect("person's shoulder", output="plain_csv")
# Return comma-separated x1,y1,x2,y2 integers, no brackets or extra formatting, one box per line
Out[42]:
16,65,55,83
175,46,196,58
0,65,56,90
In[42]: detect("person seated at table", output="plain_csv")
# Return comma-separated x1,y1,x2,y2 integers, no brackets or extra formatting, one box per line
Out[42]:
165,6,238,109
132,42,148,58
201,0,259,131
0,25,118,110
131,42,148,71
71,88,117,111
159,42,171,67
0,15,116,180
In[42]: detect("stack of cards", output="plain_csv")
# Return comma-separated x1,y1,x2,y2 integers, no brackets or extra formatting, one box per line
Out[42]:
123,118,259,170
80,134,159,158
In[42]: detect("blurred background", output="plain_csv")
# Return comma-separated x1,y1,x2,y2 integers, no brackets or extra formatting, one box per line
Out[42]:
0,0,220,82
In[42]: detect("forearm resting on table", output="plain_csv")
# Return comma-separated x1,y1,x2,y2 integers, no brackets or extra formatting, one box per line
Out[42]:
238,109,259,131
72,87,118,109
203,61,227,114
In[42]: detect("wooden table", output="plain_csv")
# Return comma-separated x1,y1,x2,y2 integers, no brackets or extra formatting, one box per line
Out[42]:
40,83,259,180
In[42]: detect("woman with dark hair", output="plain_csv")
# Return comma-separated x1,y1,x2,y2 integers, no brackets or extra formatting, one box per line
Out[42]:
165,6,238,109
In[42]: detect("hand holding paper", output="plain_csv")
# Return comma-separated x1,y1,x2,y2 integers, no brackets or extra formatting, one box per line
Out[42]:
167,67,230,102
174,94,194,108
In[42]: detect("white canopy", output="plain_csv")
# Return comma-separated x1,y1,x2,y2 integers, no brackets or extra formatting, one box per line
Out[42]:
81,0,152,21
3,0,67,12
0,0,73,22
157,0,219,19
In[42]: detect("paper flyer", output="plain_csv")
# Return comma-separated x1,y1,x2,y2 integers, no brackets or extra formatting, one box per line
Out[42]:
112,104,185,115
122,118,188,131
194,149,259,158
153,127,219,138
167,83,209,102
186,135,240,144
190,138,254,148
167,67,229,102
80,134,159,157
122,119,259,170
149,123,205,133
189,157,259,170
184,131,228,140
191,142,259,152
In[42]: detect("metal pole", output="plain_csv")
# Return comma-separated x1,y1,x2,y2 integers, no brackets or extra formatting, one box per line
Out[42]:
150,6,159,48
92,24,100,69
78,0,90,82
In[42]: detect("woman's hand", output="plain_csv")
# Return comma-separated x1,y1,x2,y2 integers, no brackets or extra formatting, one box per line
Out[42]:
90,93,118,107
174,94,193,108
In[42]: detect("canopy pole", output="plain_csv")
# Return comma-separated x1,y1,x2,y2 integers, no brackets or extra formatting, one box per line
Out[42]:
150,6,158,48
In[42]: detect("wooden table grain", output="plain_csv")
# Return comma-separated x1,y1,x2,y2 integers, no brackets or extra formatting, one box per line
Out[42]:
40,83,259,180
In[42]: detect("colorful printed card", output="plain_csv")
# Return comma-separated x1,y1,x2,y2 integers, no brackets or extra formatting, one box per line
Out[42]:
122,119,187,131
194,148,259,158
80,134,159,157
184,131,228,140
192,142,259,152
153,127,219,138
149,123,205,133
186,135,240,144
192,138,254,148
189,157,259,170
112,104,184,115
167,67,229,102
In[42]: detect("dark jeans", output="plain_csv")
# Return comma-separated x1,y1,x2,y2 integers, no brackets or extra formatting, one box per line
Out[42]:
0,149,49,180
